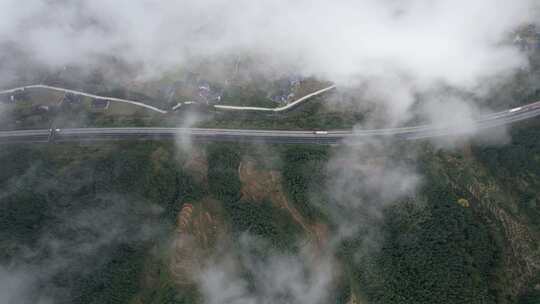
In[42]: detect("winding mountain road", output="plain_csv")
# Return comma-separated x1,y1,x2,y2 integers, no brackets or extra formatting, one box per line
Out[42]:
0,84,336,114
213,85,337,112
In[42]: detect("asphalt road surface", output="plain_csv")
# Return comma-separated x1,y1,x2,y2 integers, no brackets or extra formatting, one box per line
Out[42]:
1,101,539,145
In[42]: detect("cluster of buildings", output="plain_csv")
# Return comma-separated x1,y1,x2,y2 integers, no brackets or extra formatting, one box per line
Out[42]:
269,75,303,105
0,89,27,104
90,98,110,110
62,93,110,111
63,92,81,105
514,25,540,51
165,73,223,108
196,81,222,104
0,89,57,117
514,34,540,51
0,94,14,104
1,89,111,116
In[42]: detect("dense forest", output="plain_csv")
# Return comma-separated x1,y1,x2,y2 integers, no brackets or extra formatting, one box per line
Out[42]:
3,75,540,302
1,126,539,303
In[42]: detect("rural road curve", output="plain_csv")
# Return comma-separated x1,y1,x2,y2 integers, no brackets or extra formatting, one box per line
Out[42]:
0,84,336,114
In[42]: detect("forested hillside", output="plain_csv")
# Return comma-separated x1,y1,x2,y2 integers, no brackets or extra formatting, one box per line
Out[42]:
1,124,540,303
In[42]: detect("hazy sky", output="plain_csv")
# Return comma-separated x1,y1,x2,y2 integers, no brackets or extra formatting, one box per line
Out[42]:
0,0,535,83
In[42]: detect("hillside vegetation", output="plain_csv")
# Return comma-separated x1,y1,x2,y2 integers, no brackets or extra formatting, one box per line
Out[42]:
1,121,540,303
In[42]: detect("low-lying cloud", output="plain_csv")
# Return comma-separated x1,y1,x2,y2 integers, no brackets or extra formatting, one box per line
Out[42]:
199,235,336,304
325,139,420,232
0,193,165,303
0,1,536,84
1,1,538,303
1,0,537,129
